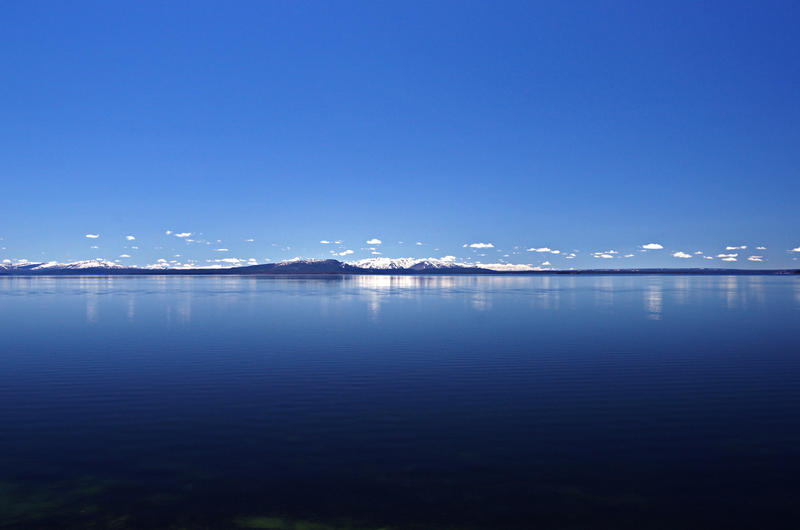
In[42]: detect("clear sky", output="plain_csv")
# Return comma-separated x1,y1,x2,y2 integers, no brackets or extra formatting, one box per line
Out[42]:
1,1,799,269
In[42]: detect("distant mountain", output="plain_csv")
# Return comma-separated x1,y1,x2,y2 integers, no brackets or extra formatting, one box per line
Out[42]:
1,259,128,274
234,259,362,274
0,258,797,275
349,257,480,271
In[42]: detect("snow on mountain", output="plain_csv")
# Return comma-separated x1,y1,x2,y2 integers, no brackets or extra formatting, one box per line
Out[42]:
32,259,128,270
349,257,471,270
275,258,327,266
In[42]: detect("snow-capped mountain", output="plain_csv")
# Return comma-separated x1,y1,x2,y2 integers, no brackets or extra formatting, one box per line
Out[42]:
31,259,128,270
3,256,780,276
348,257,470,270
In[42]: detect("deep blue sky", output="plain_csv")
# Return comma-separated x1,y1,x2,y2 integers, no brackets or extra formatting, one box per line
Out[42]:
1,1,798,268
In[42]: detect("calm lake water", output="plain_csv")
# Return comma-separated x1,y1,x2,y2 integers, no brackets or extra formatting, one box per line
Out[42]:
1,275,799,529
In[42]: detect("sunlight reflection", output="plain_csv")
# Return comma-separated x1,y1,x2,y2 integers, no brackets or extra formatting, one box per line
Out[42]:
723,276,739,309
645,283,662,320
674,277,689,305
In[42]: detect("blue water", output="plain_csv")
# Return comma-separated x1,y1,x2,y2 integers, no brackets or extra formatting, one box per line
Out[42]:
1,275,799,529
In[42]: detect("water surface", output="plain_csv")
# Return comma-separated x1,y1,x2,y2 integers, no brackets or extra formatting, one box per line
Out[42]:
1,275,799,529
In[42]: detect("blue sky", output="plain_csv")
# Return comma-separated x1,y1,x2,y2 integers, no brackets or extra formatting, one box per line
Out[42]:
1,1,799,269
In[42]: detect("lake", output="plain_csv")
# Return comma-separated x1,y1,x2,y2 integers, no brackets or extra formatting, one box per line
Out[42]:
1,275,799,529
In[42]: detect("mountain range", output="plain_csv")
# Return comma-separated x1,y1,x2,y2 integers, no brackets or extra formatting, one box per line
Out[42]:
0,258,797,275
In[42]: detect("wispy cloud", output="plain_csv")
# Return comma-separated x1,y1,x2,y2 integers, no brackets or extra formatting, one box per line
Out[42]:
748,256,763,262
726,245,747,250
465,242,494,249
717,253,738,258
85,234,99,239
526,247,559,253
721,257,738,262
641,243,663,250
215,248,229,252
119,254,131,258
366,238,382,245
175,232,192,238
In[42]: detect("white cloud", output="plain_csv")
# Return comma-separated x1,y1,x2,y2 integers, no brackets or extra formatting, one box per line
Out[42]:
717,253,738,258
527,247,553,253
694,251,703,255
641,243,663,250
334,240,342,244
440,255,457,262
756,246,766,250
246,238,254,242
371,251,382,255
672,251,692,259
85,234,99,239
476,262,547,271
165,230,172,235
119,254,131,258
467,242,494,248
790,247,800,253
748,256,763,262
366,238,382,245
416,241,423,246
541,261,551,266
596,254,614,259
215,248,229,252
175,232,192,238
704,256,713,260
90,245,98,249
320,240,331,244
721,257,738,262
726,245,747,250
126,235,135,241
624,254,634,258
339,249,354,256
